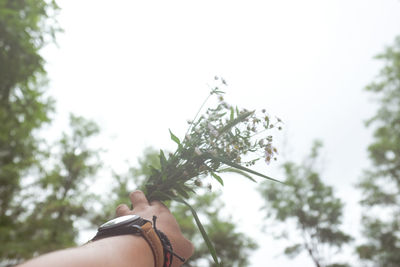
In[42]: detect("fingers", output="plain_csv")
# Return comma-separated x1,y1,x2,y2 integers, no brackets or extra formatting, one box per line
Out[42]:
129,190,149,210
115,204,130,217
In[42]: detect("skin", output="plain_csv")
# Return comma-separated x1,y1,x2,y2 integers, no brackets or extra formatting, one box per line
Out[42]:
19,190,194,267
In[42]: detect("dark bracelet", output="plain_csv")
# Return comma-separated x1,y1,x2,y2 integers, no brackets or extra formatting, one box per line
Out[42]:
152,216,186,267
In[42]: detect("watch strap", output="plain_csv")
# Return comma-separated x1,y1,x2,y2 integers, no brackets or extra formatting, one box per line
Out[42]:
140,221,165,267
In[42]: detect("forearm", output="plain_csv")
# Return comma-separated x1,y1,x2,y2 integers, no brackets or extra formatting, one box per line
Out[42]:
19,235,154,267
19,190,194,267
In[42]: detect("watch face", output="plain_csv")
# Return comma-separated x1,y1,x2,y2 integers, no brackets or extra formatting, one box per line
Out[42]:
99,214,140,230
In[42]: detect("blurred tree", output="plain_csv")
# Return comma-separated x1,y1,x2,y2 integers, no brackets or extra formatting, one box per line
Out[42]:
0,0,59,263
258,141,352,267
1,115,101,265
0,0,58,100
356,36,400,267
98,147,257,267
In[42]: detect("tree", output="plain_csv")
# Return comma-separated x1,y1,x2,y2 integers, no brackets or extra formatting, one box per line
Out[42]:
98,147,258,267
0,0,59,263
356,36,400,267
258,141,352,267
0,0,59,101
1,115,101,265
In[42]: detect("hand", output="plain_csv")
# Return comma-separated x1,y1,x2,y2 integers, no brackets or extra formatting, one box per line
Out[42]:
115,190,194,267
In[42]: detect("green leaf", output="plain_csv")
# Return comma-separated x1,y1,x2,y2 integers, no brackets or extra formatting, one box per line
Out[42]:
284,244,302,258
169,129,182,148
218,167,256,182
211,172,224,186
180,183,196,194
159,149,167,170
174,184,190,199
175,197,220,267
149,166,161,177
218,110,254,135
230,106,234,120
206,153,284,184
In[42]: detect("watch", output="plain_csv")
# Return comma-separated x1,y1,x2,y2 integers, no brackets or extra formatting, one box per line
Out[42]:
90,214,176,267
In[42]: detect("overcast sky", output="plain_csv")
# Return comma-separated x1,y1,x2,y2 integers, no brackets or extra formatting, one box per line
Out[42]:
43,1,400,266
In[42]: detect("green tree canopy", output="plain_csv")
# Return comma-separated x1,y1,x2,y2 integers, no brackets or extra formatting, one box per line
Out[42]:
0,0,59,263
0,0,59,214
0,0,59,100
1,115,101,265
356,36,400,267
258,141,352,267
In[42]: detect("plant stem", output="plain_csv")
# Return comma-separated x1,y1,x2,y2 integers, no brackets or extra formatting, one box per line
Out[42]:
184,91,213,139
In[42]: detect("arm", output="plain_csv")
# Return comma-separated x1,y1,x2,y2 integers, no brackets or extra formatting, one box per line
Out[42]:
19,235,154,267
19,190,194,267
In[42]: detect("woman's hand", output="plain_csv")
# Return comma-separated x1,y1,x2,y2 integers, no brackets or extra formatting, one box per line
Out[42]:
115,190,194,267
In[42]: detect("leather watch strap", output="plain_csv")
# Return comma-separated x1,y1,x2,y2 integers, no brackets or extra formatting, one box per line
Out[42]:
140,221,165,267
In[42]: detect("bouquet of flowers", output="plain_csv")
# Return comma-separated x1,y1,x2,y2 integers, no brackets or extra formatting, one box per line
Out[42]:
141,77,283,265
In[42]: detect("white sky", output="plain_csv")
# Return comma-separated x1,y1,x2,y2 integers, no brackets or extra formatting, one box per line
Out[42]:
43,0,400,266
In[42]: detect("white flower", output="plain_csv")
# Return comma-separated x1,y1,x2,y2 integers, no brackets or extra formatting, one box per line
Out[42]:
264,143,272,154
265,155,272,165
264,143,275,164
207,123,219,137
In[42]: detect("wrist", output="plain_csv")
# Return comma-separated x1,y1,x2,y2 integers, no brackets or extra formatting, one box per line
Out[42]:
90,214,184,267
138,216,185,267
88,235,155,267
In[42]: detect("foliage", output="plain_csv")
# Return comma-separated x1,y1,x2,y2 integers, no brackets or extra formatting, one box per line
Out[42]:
0,0,59,264
143,80,283,203
138,79,282,265
0,0,59,100
1,115,101,265
258,141,352,267
100,147,258,267
356,36,400,267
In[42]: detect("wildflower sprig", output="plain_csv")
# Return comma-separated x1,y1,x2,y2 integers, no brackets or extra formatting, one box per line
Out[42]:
141,78,283,266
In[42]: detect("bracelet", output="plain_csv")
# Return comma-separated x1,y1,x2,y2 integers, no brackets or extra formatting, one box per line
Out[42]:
139,220,165,267
152,216,186,267
87,214,184,267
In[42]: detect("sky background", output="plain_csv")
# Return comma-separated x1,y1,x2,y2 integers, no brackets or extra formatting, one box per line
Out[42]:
42,1,400,266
